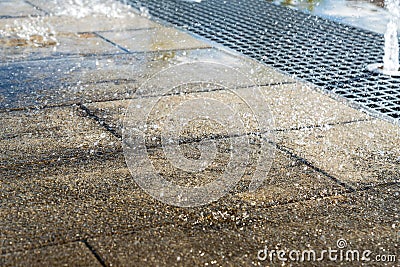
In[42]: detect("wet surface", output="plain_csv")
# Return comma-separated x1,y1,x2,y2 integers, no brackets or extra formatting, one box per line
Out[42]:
1,0,399,266
127,0,400,124
0,135,348,252
99,27,210,52
89,183,398,266
1,242,100,267
0,32,120,62
279,119,400,188
0,106,118,165
0,0,44,18
0,48,292,110
83,83,369,138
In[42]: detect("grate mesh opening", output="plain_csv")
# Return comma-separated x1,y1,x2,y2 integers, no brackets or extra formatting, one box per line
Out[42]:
127,0,400,124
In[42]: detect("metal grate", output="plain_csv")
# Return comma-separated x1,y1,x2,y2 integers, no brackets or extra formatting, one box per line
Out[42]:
126,0,400,123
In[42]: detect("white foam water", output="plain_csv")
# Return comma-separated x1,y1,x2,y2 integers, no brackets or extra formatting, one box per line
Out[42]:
0,17,57,47
383,0,400,71
53,0,135,18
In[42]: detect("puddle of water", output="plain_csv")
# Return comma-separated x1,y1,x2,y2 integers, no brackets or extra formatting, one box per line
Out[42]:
268,0,396,34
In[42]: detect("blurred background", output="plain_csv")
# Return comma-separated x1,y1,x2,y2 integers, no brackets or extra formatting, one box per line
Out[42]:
268,0,396,33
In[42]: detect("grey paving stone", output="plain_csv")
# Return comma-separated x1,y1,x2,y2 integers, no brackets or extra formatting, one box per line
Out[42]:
0,32,122,62
42,14,158,33
88,184,399,266
0,106,119,166
3,3,398,266
0,0,44,17
98,27,210,52
0,242,101,267
262,83,370,130
83,82,369,140
0,48,293,110
0,53,154,110
0,9,157,61
1,114,344,253
277,119,400,189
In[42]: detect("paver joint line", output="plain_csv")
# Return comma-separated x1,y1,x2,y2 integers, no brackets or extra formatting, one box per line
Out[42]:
83,240,108,267
23,0,49,15
94,32,131,54
79,104,122,139
275,144,357,192
274,118,372,133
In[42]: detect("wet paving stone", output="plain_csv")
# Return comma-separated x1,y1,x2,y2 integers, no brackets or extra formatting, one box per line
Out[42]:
1,242,101,267
0,12,158,62
0,32,122,63
1,120,345,253
1,54,137,110
0,106,118,166
98,27,210,52
2,1,399,265
278,119,400,189
261,83,371,130
0,48,293,110
0,0,44,17
88,183,399,266
82,82,370,139
41,14,157,33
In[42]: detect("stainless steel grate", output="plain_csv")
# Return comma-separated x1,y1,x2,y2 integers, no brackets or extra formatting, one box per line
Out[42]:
126,0,400,124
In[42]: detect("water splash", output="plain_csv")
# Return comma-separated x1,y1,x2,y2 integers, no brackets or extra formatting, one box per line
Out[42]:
0,0,136,47
139,6,151,18
0,17,57,47
53,0,135,18
383,0,400,72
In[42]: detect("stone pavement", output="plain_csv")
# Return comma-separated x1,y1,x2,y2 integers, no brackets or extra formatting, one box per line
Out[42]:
0,0,399,266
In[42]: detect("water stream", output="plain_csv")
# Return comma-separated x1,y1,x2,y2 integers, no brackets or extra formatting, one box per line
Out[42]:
383,0,400,71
